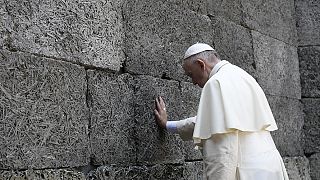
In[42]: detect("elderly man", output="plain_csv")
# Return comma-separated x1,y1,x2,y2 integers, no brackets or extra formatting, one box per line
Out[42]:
154,43,289,180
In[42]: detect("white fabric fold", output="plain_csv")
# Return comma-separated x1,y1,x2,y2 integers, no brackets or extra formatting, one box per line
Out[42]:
193,61,278,145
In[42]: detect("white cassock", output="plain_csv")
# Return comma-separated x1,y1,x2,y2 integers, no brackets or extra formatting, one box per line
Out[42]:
170,60,289,180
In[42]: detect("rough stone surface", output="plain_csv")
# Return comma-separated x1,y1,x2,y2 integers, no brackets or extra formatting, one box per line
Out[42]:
295,0,320,46
0,169,85,180
1,0,124,71
0,50,89,169
283,156,311,180
87,71,135,165
309,153,320,180
87,162,203,180
134,76,202,164
208,0,243,25
124,0,212,81
242,0,297,45
253,31,301,99
134,75,184,164
302,98,320,154
180,82,202,161
212,17,255,76
267,95,304,156
299,46,320,98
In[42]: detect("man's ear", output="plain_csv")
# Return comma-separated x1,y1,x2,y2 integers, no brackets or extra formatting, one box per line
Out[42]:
195,59,206,70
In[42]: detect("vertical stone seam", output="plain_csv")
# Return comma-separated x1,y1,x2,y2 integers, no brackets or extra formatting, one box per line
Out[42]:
84,69,94,167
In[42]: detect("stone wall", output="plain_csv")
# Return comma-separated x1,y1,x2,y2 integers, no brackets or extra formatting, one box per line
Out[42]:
296,0,320,180
0,0,316,179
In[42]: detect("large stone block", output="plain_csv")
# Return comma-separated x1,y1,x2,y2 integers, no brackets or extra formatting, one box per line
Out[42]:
302,98,320,154
87,162,203,179
283,156,311,180
207,0,243,25
0,50,89,169
124,0,212,81
267,95,304,156
253,31,301,99
134,75,184,164
180,82,202,161
242,0,297,45
295,0,320,46
0,169,85,180
299,46,320,98
134,76,202,164
309,153,320,180
169,0,208,15
3,0,124,70
87,71,135,165
212,18,255,76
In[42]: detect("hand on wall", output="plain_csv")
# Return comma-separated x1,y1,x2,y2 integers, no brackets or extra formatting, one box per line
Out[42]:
154,96,168,129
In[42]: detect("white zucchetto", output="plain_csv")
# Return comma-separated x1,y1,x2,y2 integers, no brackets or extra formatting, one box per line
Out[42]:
184,43,215,59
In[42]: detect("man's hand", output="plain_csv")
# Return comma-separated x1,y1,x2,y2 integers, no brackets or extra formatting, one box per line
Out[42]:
154,96,168,129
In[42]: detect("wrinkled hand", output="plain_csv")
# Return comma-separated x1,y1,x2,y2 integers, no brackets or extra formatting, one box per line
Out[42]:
154,96,167,129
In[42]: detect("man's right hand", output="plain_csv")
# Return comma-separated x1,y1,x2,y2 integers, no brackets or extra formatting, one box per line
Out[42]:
154,96,168,129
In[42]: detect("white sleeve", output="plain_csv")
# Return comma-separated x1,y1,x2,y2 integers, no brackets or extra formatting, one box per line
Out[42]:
166,121,178,133
176,116,197,141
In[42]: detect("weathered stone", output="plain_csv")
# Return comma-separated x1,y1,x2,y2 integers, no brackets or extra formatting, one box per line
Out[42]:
134,75,185,164
309,153,320,180
180,82,202,161
299,46,320,98
208,0,243,25
283,156,312,180
87,71,135,165
87,162,203,180
212,18,255,76
169,0,208,15
253,31,301,99
267,95,304,156
242,0,297,45
302,98,320,154
0,50,89,169
183,161,204,180
0,169,85,180
124,0,212,81
2,0,124,70
295,0,320,46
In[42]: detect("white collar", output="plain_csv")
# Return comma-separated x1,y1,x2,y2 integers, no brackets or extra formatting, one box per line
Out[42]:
209,60,230,78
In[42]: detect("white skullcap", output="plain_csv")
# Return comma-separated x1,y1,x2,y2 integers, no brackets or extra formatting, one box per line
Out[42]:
183,43,215,59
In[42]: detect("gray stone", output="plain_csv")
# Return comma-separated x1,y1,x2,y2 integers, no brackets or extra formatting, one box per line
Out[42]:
2,0,124,71
283,156,312,180
299,46,320,98
180,82,202,161
183,161,204,180
212,18,255,76
168,0,208,15
0,50,89,169
0,169,85,180
134,75,185,164
87,162,203,180
87,71,135,165
253,31,301,99
309,153,320,180
295,0,320,46
124,0,212,81
242,0,297,45
302,98,320,154
267,95,304,156
207,0,243,25
134,76,202,164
